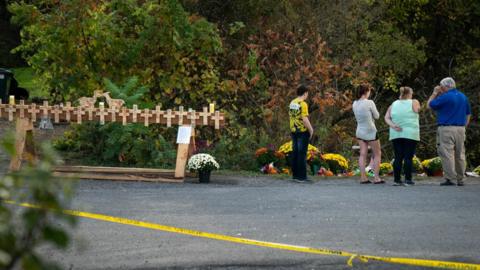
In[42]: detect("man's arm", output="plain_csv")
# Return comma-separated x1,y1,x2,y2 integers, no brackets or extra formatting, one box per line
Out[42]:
302,116,314,139
428,86,442,109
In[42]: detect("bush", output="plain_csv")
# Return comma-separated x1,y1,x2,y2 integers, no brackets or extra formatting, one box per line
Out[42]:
379,162,393,176
322,153,349,174
0,136,76,269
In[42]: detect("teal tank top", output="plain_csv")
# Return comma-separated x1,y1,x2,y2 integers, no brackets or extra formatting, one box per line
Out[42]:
389,100,420,141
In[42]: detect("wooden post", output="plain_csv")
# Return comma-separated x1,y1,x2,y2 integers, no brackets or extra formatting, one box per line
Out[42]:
174,126,195,179
9,118,36,171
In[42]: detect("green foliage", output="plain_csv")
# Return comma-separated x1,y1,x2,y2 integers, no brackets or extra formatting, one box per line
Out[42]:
103,76,150,108
0,135,76,270
9,0,228,107
54,123,177,168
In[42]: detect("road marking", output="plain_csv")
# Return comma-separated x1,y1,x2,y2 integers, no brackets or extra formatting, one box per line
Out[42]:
6,201,480,270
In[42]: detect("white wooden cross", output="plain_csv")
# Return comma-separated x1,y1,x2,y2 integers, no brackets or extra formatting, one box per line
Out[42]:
212,111,224,130
28,103,40,122
199,107,209,126
176,106,188,126
131,104,140,123
141,108,152,127
64,102,74,122
86,106,95,121
164,109,174,127
187,110,198,127
97,104,108,125
154,105,162,124
18,100,28,119
52,105,62,123
7,104,16,121
40,101,51,118
108,106,118,122
119,107,130,126
74,106,85,124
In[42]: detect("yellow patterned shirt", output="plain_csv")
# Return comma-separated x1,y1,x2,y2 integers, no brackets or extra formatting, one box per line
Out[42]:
289,97,309,132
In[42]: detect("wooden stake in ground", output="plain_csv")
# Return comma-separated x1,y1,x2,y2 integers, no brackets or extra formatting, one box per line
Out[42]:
9,118,36,171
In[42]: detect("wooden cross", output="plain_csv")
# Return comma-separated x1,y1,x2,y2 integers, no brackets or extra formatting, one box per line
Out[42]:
119,107,130,126
86,106,95,121
154,105,162,124
40,101,51,118
64,102,74,122
212,111,224,130
52,105,62,123
7,104,16,121
74,106,85,124
141,108,152,127
108,106,118,122
187,110,198,126
18,100,28,119
176,106,188,126
27,104,40,122
131,105,140,123
97,105,108,125
199,107,209,126
164,109,174,127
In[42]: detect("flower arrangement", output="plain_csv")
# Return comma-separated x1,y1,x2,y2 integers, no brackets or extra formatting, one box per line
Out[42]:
379,162,393,176
255,147,276,167
421,157,442,176
322,153,349,174
187,153,220,172
412,156,423,173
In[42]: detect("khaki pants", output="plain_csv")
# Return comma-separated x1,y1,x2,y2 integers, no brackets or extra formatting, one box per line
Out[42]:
437,126,466,182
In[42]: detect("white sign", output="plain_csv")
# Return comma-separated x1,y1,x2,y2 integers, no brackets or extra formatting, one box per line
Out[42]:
0,74,4,79
176,126,192,144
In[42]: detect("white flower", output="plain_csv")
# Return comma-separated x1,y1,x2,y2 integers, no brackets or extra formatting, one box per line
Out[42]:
187,153,220,171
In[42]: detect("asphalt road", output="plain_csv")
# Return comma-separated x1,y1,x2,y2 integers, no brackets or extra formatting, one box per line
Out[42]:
33,175,480,270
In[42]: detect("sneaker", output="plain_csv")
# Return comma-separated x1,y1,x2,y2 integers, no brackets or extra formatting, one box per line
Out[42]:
393,181,405,186
457,181,465,186
294,178,312,183
405,181,415,185
440,180,455,186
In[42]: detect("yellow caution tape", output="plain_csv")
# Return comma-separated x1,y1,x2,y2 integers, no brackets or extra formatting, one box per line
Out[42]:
5,201,480,270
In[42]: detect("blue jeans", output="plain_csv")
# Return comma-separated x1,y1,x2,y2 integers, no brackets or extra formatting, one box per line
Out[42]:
291,132,310,180
392,138,417,182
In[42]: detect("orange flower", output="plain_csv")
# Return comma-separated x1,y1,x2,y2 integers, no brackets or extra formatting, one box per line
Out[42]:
324,170,334,177
274,151,285,159
255,147,268,157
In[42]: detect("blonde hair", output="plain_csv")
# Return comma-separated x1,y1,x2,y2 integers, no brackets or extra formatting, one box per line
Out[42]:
399,86,413,99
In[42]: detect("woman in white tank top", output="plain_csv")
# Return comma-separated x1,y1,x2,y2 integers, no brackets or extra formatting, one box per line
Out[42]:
352,84,384,184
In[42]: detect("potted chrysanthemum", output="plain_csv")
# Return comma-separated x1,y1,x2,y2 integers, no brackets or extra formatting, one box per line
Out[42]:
187,153,220,183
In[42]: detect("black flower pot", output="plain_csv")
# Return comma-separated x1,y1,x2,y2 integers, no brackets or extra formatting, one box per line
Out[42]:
198,170,211,183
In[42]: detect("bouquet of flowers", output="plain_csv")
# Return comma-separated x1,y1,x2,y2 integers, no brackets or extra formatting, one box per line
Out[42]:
421,157,442,176
379,162,393,176
322,153,349,174
187,153,220,172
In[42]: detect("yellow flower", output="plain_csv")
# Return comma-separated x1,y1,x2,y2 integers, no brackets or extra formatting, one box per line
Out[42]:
322,153,349,170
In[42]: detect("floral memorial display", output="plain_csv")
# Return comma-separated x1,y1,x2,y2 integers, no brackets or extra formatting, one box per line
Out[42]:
187,153,220,183
421,157,443,176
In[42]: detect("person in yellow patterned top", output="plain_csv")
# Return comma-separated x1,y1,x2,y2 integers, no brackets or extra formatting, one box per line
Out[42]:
289,85,314,182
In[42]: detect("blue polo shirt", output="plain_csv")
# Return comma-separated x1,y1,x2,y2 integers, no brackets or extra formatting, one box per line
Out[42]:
429,89,471,126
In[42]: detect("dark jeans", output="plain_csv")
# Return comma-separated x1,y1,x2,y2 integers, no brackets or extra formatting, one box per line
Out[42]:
291,132,310,180
392,138,417,182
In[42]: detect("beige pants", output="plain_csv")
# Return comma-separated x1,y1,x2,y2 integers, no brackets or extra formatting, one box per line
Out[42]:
437,126,466,182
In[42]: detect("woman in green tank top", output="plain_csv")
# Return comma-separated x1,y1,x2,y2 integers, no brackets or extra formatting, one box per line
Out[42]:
384,87,421,186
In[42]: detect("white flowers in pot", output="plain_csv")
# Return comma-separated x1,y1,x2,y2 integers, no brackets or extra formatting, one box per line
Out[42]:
187,153,220,172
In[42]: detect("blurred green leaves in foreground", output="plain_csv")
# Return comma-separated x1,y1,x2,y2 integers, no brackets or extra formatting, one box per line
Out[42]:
0,133,76,270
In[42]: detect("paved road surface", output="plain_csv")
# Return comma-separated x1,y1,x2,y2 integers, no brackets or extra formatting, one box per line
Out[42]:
33,175,480,270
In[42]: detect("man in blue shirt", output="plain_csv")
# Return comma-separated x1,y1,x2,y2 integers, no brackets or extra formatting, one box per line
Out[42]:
428,77,471,186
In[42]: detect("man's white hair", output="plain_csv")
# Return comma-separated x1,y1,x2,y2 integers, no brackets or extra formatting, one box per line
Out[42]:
440,77,456,89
